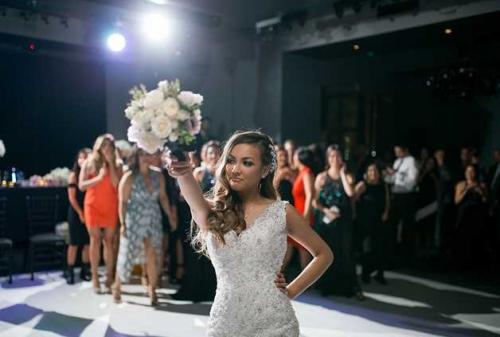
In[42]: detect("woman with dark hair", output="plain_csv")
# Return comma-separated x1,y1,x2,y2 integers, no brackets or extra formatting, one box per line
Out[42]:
314,145,364,299
172,140,220,301
283,146,315,271
273,145,295,205
454,164,488,269
79,134,122,293
112,146,176,305
165,130,332,337
355,162,390,285
66,148,92,284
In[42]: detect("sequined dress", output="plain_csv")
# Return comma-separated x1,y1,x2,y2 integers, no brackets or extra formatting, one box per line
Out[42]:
206,200,299,337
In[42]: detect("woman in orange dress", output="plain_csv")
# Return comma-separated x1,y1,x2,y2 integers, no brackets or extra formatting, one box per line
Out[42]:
79,134,122,293
283,146,315,271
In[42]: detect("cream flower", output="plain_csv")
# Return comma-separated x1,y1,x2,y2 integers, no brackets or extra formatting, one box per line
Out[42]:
138,134,164,154
163,97,180,118
178,91,203,108
158,80,169,92
127,124,143,143
143,89,164,109
177,109,190,121
151,115,173,139
124,100,143,120
131,109,154,129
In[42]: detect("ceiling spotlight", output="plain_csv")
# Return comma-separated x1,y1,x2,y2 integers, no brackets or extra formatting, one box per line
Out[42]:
141,13,172,42
444,28,453,35
107,32,126,52
148,0,169,4
353,44,360,51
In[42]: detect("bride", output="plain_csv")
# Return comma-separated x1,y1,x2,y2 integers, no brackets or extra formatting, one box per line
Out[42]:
165,130,333,337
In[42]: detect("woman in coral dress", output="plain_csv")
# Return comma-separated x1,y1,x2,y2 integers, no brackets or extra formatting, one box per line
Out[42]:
283,146,315,271
79,134,122,293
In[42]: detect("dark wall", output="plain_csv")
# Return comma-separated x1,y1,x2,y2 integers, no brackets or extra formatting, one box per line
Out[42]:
0,50,106,176
282,45,498,162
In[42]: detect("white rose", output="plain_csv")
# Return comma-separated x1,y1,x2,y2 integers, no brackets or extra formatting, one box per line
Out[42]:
127,124,143,143
192,93,203,106
143,89,164,109
131,109,154,129
125,100,143,120
125,106,135,120
151,115,173,139
170,119,179,130
137,133,164,154
0,139,5,158
178,91,195,107
163,97,180,118
177,109,190,121
158,80,169,92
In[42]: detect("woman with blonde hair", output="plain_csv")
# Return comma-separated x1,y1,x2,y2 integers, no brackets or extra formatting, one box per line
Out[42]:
165,130,333,337
79,134,122,293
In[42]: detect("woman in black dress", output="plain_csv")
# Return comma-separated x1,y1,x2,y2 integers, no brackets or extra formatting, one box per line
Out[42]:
66,148,91,284
273,145,295,205
454,164,488,270
172,141,220,301
355,163,390,284
314,145,364,299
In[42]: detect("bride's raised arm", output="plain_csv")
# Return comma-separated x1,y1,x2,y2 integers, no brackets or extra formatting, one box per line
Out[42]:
165,156,211,231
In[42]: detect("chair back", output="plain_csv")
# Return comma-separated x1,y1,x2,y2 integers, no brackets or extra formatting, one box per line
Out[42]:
26,195,59,236
0,197,6,237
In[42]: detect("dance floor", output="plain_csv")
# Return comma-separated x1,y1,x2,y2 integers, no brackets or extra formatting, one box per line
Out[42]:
0,270,499,337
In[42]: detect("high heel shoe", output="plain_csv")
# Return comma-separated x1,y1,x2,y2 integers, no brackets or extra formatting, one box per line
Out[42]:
149,287,158,306
104,279,113,294
66,265,75,285
92,279,101,294
111,283,122,304
80,263,91,281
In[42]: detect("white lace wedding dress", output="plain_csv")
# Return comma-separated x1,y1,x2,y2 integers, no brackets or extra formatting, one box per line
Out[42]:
206,200,300,337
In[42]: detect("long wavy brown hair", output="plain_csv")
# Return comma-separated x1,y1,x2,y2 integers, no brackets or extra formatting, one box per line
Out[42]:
191,130,278,254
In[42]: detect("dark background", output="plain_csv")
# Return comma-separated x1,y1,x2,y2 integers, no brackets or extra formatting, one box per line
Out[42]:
0,36,106,176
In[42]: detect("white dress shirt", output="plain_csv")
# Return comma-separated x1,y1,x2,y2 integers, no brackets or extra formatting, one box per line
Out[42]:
385,155,419,193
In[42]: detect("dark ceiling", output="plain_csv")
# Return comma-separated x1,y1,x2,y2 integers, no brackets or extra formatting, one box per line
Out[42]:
295,10,500,63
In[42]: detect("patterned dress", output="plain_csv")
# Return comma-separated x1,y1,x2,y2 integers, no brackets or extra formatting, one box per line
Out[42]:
116,171,163,283
206,200,299,337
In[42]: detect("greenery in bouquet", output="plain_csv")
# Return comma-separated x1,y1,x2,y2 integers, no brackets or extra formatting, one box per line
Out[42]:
125,79,203,154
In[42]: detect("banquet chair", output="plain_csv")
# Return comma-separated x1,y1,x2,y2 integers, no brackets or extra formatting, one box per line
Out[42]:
26,195,65,280
0,197,13,283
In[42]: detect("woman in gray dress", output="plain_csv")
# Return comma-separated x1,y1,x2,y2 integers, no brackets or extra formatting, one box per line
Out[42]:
112,146,176,305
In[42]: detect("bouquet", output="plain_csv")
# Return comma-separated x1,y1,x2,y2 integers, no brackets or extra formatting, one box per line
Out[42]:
125,79,203,156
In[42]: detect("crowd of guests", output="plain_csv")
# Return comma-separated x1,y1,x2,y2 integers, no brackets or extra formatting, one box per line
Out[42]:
64,131,500,304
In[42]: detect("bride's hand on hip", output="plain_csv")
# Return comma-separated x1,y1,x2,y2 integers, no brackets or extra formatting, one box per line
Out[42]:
274,272,288,296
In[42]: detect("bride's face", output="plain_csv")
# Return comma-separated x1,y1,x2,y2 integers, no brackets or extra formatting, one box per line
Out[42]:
225,144,264,192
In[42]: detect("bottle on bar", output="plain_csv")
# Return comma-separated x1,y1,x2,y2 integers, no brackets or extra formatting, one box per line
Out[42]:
9,167,17,187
